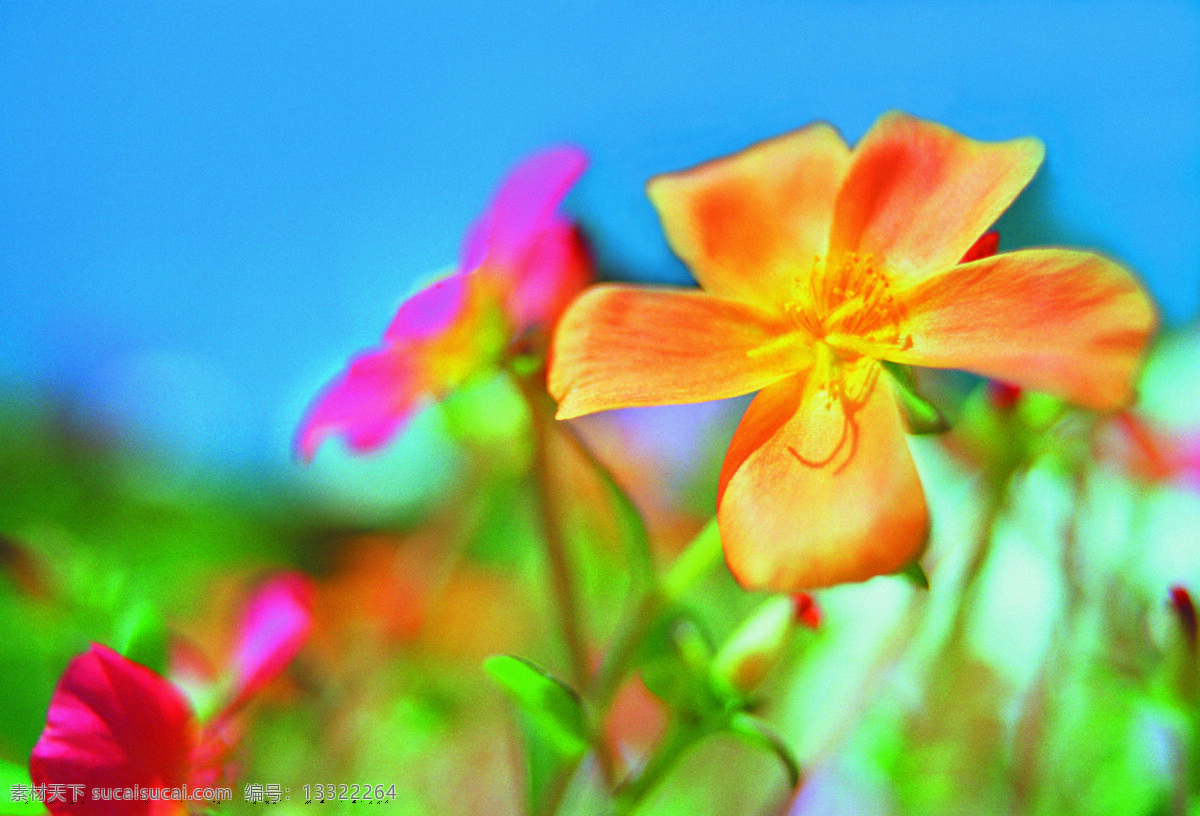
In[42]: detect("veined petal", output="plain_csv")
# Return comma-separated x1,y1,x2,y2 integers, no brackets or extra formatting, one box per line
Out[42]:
718,363,928,591
550,285,808,419
459,145,589,272
717,371,802,506
295,347,427,461
829,112,1044,282
647,123,851,311
883,249,1157,410
31,644,196,816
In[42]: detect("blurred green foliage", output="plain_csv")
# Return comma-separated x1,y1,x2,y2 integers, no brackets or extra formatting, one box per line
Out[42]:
4,327,1200,815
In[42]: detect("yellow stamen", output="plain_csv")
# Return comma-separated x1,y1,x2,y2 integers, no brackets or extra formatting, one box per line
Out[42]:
784,251,913,355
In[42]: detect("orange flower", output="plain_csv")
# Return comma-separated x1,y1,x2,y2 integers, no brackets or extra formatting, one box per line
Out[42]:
549,112,1156,590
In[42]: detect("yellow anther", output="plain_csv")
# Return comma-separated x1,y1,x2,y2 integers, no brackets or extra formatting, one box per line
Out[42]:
783,250,910,354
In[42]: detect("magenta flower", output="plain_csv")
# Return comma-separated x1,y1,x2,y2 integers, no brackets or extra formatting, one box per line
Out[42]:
296,146,591,460
30,643,195,816
226,572,314,711
29,573,314,816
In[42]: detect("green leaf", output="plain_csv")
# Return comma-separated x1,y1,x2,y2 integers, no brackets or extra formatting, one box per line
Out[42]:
485,655,590,816
597,462,654,587
484,655,588,755
638,616,735,718
112,600,167,675
661,518,722,603
896,560,930,590
882,361,950,435
0,759,50,815
546,418,654,587
725,713,801,790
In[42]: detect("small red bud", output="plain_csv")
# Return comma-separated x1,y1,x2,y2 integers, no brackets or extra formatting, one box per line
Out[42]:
987,381,1023,412
959,231,1000,264
792,592,821,630
1169,585,1197,651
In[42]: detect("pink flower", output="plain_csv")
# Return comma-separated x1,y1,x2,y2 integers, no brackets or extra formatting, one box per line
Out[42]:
296,147,591,460
30,573,314,816
226,572,314,712
1096,410,1200,487
30,643,195,816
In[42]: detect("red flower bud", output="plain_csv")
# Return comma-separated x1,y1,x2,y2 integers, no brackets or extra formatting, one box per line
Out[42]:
791,592,821,630
1170,585,1197,651
959,231,1000,264
987,381,1023,411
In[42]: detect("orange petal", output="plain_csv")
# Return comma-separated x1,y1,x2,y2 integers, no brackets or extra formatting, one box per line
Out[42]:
549,284,808,419
883,249,1157,410
646,123,851,311
829,112,1044,282
718,364,928,591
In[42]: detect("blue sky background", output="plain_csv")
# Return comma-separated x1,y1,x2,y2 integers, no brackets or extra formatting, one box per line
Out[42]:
2,1,1198,471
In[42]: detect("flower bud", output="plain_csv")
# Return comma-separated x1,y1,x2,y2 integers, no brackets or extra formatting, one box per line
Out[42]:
792,592,821,630
1169,585,1197,652
987,381,1023,412
712,596,804,695
958,231,1000,264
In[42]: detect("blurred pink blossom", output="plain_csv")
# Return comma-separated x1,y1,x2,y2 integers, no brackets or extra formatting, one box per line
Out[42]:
297,146,590,460
30,573,314,816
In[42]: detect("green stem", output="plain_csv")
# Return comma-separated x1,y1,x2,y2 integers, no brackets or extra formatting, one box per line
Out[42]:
942,484,1009,652
535,766,575,816
548,403,656,588
613,722,706,815
661,517,723,603
1010,466,1088,812
511,365,730,812
590,517,724,709
512,373,591,696
511,368,621,798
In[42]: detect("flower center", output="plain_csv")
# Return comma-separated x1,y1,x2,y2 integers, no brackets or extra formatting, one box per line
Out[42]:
785,251,913,355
